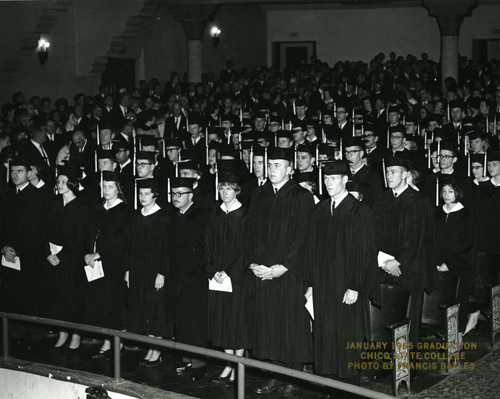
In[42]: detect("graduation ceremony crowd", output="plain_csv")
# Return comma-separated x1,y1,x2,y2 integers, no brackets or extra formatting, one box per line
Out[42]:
1,51,500,398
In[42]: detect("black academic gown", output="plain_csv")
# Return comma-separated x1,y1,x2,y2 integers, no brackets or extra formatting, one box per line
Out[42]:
44,196,89,321
0,184,47,316
351,165,384,208
84,201,130,330
435,205,476,331
247,179,314,363
373,186,437,345
127,207,173,337
373,186,437,293
205,204,252,349
474,180,500,256
309,194,379,378
169,203,209,347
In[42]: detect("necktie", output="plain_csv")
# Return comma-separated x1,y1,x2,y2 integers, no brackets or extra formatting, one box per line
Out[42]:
274,187,278,194
331,201,335,216
394,191,398,198
40,144,50,166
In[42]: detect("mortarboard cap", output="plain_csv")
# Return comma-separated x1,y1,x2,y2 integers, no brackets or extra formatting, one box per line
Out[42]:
439,141,457,154
296,144,315,156
97,149,116,160
138,135,158,149
253,146,266,157
170,177,195,189
164,138,182,148
10,156,31,168
254,111,266,120
218,170,242,186
136,151,155,162
102,170,121,183
137,178,160,190
267,147,294,163
219,145,239,159
318,143,335,156
487,149,500,162
343,136,365,149
385,155,410,170
469,153,485,164
277,130,293,140
113,141,129,152
178,159,199,171
323,160,349,175
389,125,406,135
467,129,486,141
188,113,202,125
56,164,79,181
295,98,306,108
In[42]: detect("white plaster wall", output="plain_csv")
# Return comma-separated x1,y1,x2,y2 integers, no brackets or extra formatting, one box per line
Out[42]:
267,4,500,66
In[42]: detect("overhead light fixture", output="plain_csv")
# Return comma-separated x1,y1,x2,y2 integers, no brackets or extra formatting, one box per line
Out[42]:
38,38,50,65
210,26,221,48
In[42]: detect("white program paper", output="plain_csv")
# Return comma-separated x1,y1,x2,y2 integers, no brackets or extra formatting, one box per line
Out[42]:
2,255,21,271
377,251,395,267
49,242,63,255
84,260,105,282
305,295,314,320
209,276,233,293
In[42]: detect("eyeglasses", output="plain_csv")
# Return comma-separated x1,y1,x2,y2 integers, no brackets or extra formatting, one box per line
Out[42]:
364,134,374,138
438,155,454,160
136,162,153,167
391,135,405,140
344,150,362,156
169,191,192,198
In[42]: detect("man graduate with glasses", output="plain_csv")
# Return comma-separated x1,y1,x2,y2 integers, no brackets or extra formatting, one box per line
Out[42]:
248,147,314,398
307,160,379,396
169,177,209,381
344,136,383,208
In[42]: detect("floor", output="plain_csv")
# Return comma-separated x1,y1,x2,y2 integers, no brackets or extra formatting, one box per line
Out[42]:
1,315,499,399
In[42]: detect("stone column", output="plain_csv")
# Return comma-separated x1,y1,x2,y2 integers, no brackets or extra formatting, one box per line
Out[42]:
169,5,217,83
422,0,478,91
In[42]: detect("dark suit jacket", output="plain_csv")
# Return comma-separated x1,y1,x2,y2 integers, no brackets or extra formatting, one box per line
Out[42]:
18,140,53,184
164,115,188,141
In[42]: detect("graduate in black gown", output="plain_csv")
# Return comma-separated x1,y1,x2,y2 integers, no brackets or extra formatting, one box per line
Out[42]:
372,156,437,371
84,171,130,357
473,150,500,304
0,156,47,317
45,165,89,349
205,171,252,383
126,179,172,366
435,176,475,334
169,177,209,379
247,147,314,397
307,161,379,387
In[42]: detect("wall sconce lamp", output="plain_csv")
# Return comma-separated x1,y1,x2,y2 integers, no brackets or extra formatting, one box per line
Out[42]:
210,26,221,48
38,38,50,65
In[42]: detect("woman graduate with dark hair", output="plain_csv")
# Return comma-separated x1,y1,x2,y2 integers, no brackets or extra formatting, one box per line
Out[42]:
84,170,130,357
435,176,476,335
45,164,89,350
126,179,173,366
205,170,252,383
